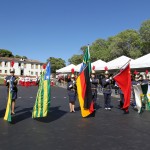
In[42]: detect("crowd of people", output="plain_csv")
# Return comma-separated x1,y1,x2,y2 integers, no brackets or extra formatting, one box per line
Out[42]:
4,67,150,115
4,75,39,87
66,70,150,114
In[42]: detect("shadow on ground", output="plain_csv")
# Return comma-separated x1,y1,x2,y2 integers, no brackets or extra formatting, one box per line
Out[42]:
11,107,33,124
34,106,67,123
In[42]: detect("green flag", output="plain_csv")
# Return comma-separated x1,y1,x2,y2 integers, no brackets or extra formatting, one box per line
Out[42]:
80,46,91,74
32,62,51,118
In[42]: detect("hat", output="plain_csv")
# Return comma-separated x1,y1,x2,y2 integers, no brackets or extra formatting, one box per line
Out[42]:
105,71,109,75
10,68,15,73
71,74,75,78
91,70,95,74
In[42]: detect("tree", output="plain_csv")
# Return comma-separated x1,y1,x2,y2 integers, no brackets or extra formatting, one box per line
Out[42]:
108,30,142,59
15,55,22,58
22,56,28,59
0,49,14,57
139,19,150,54
47,57,66,73
90,39,110,62
80,45,88,53
68,54,83,65
14,55,28,59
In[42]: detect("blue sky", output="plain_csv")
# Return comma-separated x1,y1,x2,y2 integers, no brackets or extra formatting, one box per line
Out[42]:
0,0,150,64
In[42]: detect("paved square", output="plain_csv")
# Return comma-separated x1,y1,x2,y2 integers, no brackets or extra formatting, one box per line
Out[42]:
0,86,150,150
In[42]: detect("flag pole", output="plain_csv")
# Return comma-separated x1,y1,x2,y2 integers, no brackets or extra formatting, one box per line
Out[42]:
112,59,131,77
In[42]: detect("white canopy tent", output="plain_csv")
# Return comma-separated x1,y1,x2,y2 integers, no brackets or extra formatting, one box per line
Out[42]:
56,54,150,74
106,55,133,70
130,53,150,69
56,64,76,73
91,60,107,71
75,60,107,72
75,63,82,72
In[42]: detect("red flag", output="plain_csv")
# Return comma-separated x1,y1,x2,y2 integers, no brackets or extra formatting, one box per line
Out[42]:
11,61,14,67
113,64,131,110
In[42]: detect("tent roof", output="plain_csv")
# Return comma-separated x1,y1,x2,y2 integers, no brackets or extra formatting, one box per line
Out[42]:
131,53,150,69
75,63,82,72
133,53,150,63
56,64,76,73
106,55,133,70
91,60,107,71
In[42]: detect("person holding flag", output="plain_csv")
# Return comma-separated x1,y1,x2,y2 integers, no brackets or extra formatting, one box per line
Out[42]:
101,70,112,110
5,68,18,115
90,69,99,109
76,45,95,117
32,62,51,118
113,62,131,114
4,61,18,122
76,65,95,117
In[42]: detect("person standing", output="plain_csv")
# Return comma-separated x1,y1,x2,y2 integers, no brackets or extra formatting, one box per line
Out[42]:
101,71,112,110
67,74,77,113
118,87,124,109
5,68,18,115
90,70,99,109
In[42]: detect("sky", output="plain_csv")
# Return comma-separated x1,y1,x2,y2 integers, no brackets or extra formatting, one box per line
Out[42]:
0,0,150,64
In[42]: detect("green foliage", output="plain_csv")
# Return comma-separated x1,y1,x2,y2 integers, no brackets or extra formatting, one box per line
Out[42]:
0,49,14,57
90,39,110,62
14,55,28,59
80,45,88,53
68,54,83,65
15,55,22,58
108,30,142,59
69,19,150,62
47,57,66,73
22,56,28,59
0,49,28,59
139,20,150,54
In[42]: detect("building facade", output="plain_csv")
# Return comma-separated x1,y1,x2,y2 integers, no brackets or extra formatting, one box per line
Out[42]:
0,57,44,77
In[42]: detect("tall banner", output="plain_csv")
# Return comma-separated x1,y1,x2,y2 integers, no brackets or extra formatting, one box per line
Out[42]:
32,62,51,118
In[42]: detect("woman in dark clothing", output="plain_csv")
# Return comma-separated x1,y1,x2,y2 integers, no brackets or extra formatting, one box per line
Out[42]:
67,74,77,112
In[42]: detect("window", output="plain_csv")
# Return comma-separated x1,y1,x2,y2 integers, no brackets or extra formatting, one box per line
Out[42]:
31,64,34,69
0,62,2,67
31,71,33,75
0,70,2,73
5,62,8,67
5,70,7,73
36,64,38,69
21,63,24,67
24,63,26,68
35,72,38,75
18,63,21,67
